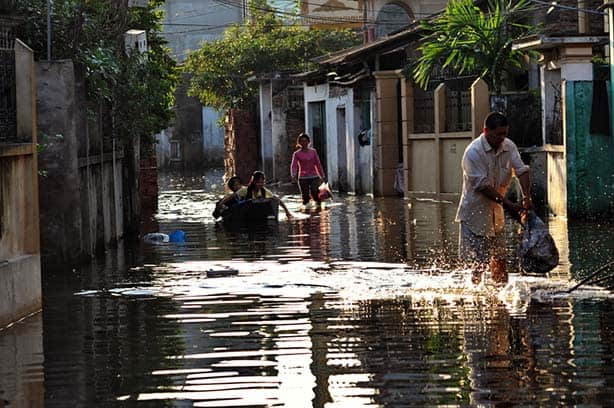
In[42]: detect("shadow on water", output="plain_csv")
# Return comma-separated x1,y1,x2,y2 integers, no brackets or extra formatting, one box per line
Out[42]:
2,169,614,407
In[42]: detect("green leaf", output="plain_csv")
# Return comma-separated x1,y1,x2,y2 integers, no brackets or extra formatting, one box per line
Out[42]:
410,0,538,93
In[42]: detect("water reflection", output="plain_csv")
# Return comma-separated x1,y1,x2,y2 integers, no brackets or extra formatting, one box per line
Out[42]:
2,170,614,407
0,313,44,408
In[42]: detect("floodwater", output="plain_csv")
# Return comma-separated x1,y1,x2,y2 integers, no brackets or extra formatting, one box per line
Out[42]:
2,169,614,407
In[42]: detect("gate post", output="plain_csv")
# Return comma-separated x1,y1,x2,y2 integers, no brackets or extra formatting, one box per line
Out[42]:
434,83,446,195
400,77,413,194
471,78,489,138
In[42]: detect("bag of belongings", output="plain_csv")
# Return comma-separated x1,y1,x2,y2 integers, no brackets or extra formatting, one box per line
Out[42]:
519,210,559,273
318,182,333,201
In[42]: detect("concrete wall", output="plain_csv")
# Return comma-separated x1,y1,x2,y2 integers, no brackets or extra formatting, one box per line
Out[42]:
326,85,357,193
373,71,400,196
174,75,204,168
283,107,306,182
304,83,367,193
0,40,41,327
522,146,567,217
36,60,128,265
259,81,305,183
358,90,375,195
202,107,224,167
259,81,274,178
271,82,289,182
35,60,83,262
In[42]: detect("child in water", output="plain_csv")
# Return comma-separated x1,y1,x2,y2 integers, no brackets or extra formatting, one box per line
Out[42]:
235,171,293,219
213,176,243,218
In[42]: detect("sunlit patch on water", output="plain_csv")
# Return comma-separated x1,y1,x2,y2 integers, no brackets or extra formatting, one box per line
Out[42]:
101,258,614,407
75,260,614,314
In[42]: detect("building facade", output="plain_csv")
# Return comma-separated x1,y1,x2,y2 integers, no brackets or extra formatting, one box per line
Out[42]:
158,0,246,169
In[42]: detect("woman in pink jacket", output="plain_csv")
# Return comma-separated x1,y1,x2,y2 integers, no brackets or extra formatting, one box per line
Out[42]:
290,133,327,207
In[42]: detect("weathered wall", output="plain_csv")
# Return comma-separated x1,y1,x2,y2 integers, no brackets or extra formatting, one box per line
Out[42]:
565,80,614,216
36,60,130,265
260,81,306,183
0,39,41,327
303,83,362,193
175,74,204,169
259,81,274,178
224,109,259,184
202,107,224,167
35,60,84,262
140,155,158,213
373,71,400,196
521,146,567,216
284,109,305,182
273,85,304,183
535,0,604,36
271,83,288,183
356,89,374,195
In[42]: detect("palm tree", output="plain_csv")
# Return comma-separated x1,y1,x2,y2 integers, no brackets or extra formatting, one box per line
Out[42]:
412,0,536,94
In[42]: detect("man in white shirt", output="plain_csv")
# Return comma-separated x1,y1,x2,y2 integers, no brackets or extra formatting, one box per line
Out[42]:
455,112,532,284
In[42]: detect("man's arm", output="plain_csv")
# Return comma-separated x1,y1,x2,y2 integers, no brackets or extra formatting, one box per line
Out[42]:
476,185,521,216
462,149,518,213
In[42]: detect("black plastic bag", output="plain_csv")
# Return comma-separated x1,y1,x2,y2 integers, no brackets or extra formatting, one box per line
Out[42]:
519,211,559,273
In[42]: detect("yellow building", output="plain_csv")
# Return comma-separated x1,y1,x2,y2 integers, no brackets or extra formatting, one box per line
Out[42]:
300,0,446,38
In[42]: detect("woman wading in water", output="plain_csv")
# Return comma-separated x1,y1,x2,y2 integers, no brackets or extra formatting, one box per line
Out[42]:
290,133,326,209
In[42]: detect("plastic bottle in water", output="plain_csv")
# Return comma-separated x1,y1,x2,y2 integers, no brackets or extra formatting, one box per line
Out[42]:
142,233,169,244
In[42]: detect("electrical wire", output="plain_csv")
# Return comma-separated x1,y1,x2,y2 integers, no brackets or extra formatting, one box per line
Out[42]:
529,0,606,16
159,0,607,35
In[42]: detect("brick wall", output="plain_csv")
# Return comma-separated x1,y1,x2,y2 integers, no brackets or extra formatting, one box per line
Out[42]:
536,0,605,36
139,155,158,213
224,109,260,184
282,110,305,182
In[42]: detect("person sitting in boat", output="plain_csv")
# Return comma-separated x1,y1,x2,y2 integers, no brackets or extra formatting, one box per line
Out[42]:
236,171,293,219
213,175,243,218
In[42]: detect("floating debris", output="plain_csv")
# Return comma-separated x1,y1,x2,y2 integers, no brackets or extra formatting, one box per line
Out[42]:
206,269,239,278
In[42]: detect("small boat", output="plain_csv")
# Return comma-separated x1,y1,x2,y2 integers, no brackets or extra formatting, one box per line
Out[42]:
219,198,279,223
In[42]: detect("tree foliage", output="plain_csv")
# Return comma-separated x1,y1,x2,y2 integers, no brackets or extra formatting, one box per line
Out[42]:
411,0,537,94
15,0,177,140
184,0,360,111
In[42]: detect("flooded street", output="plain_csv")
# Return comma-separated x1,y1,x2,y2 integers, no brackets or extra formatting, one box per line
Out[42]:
2,170,614,407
